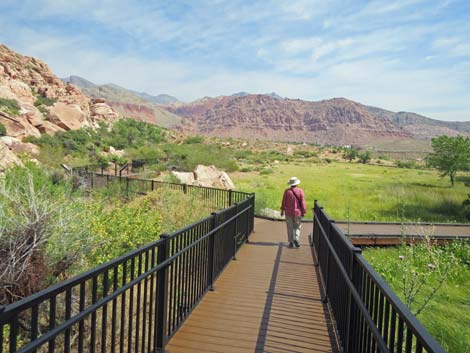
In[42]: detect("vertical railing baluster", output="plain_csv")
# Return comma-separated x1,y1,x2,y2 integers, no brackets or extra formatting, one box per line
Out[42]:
48,296,56,353
90,276,98,353
119,261,127,353
78,282,85,353
64,288,72,353
127,258,135,353
135,254,143,353
141,251,149,353
156,235,170,352
111,266,118,353
31,304,39,353
101,270,109,353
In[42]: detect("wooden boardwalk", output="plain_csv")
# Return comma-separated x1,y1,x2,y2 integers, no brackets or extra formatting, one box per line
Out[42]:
166,218,338,353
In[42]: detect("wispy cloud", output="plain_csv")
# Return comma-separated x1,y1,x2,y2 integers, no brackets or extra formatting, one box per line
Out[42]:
0,0,469,120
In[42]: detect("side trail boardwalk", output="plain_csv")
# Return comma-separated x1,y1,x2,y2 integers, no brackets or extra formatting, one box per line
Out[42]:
166,218,338,353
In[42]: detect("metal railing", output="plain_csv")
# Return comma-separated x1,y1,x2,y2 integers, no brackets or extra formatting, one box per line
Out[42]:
0,176,254,353
312,201,446,353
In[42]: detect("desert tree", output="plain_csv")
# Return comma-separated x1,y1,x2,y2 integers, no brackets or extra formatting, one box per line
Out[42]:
343,147,358,162
358,150,371,164
427,135,470,186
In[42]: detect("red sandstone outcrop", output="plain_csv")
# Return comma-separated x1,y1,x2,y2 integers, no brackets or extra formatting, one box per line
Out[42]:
0,44,120,139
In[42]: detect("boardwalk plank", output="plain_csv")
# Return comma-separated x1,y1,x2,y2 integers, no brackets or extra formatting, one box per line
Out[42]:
167,218,338,353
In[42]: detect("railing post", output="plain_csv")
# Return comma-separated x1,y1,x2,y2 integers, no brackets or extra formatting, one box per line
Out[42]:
208,212,217,291
183,184,187,194
152,180,155,191
233,203,239,260
126,176,129,198
228,189,233,206
155,234,170,353
91,173,94,189
345,246,362,353
322,219,334,303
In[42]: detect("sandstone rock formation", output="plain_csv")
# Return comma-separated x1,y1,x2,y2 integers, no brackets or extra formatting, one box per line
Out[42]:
0,44,120,140
171,165,235,190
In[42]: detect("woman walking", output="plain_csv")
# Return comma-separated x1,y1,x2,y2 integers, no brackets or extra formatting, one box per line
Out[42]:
280,177,307,248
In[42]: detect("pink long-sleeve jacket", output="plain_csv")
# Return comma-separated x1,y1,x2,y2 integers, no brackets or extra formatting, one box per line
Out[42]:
281,187,307,217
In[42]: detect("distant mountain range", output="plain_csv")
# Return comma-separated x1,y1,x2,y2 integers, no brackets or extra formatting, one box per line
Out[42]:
62,76,183,128
63,76,470,148
167,95,470,148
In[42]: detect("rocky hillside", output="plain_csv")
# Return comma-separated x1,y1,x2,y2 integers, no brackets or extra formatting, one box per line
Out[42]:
0,44,121,169
63,76,183,128
168,95,410,145
0,45,119,138
168,94,470,145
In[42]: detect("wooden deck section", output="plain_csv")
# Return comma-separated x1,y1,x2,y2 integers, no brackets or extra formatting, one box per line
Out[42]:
166,218,338,353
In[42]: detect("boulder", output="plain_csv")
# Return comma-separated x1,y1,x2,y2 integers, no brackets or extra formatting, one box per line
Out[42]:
171,171,196,184
194,165,235,189
48,102,87,130
0,140,23,171
11,142,40,155
0,135,21,146
108,146,125,157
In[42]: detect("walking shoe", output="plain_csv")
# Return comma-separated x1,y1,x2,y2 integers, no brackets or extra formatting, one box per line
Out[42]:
287,242,294,248
294,240,300,248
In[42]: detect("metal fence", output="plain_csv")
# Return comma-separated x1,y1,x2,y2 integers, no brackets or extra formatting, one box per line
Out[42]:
0,177,254,353
312,202,446,353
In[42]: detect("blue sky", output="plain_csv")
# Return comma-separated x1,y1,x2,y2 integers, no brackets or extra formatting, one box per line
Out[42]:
0,0,469,121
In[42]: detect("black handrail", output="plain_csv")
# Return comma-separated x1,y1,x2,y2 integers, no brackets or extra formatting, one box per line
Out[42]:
0,172,255,353
312,201,446,353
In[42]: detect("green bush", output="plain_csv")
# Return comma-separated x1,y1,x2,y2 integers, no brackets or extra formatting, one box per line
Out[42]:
0,98,20,116
0,123,6,136
34,96,56,107
294,150,317,158
260,168,274,175
396,160,421,169
183,136,204,144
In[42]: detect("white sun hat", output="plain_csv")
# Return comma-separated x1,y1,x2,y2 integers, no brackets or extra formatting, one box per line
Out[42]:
287,177,301,186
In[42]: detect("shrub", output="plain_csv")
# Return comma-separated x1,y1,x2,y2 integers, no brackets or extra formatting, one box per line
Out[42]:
34,96,56,107
0,163,90,304
260,168,274,175
183,136,204,144
294,150,317,158
0,98,20,116
396,160,420,169
358,150,372,164
0,122,6,136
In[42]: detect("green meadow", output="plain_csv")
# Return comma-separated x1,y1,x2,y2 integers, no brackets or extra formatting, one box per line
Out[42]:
233,161,470,222
363,245,470,353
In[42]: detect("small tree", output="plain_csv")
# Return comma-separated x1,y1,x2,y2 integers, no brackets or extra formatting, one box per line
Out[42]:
358,150,371,164
427,135,470,186
343,147,358,162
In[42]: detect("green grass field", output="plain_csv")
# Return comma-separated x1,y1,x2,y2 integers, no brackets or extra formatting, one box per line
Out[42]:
363,246,470,353
232,162,470,222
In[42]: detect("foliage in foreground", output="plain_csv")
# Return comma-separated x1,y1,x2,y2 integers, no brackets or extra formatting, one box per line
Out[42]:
364,242,470,353
0,164,212,305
